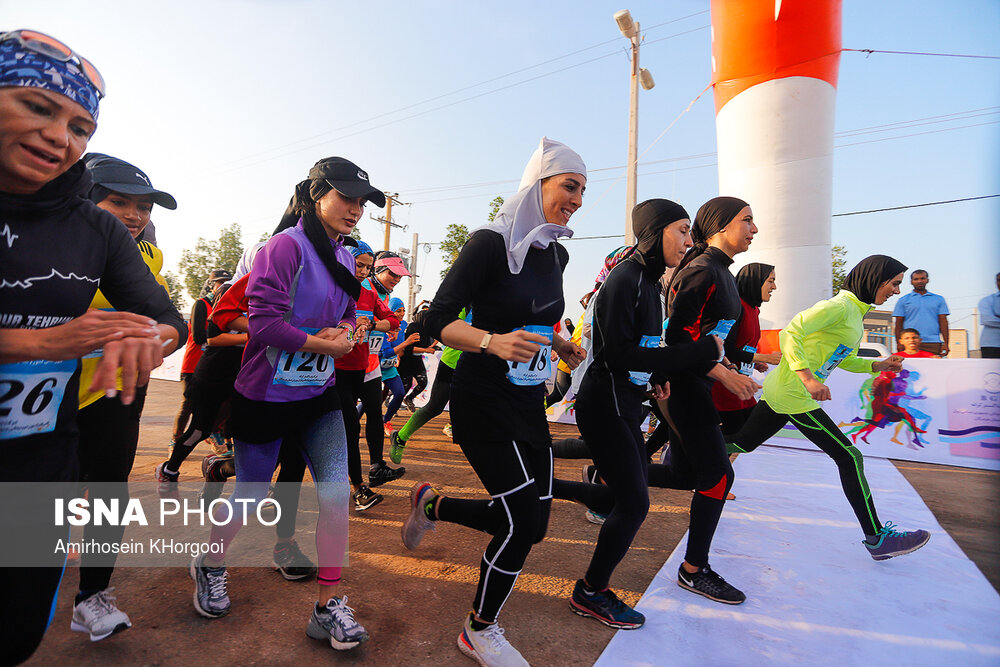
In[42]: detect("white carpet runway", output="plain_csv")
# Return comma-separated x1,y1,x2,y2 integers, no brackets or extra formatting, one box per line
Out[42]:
595,446,1000,666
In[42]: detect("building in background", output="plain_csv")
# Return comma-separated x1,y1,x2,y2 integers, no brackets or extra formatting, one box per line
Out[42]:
863,310,893,350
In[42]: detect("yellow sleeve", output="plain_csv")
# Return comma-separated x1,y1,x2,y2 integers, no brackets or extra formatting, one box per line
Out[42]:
779,299,846,372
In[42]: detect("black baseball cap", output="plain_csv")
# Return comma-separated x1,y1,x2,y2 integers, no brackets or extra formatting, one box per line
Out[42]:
309,157,386,208
209,269,233,282
83,153,177,210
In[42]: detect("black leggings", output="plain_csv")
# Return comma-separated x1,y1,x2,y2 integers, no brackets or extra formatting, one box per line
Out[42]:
435,440,552,623
335,369,386,486
398,363,454,442
569,379,650,590
400,359,428,402
167,387,230,472
76,388,145,593
647,378,734,567
727,400,882,536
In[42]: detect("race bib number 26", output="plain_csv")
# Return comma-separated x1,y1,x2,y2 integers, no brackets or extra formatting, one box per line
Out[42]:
0,360,75,440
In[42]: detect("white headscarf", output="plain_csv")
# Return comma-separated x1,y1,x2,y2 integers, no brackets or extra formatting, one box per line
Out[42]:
230,241,267,284
475,137,587,274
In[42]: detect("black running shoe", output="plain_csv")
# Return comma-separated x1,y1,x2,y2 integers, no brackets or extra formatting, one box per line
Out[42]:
368,460,405,488
271,539,317,581
677,564,746,605
353,485,383,511
569,579,644,629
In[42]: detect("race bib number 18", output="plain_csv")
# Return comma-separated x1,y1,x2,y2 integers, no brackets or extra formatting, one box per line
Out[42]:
0,360,75,440
506,325,553,387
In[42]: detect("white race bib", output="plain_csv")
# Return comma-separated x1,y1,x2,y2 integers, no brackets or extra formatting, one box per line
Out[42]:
0,360,75,440
506,325,553,387
367,331,385,355
273,328,334,387
628,335,660,386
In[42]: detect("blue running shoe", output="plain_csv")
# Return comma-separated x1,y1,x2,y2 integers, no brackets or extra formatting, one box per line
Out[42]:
569,580,644,629
864,522,930,561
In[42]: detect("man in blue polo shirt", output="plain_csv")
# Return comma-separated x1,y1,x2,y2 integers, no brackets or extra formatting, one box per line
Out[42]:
893,269,950,356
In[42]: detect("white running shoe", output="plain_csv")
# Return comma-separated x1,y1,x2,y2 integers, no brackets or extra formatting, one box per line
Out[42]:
457,615,529,666
401,482,438,550
70,589,132,641
306,596,369,650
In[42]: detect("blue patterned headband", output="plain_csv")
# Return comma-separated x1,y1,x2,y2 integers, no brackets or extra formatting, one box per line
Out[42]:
0,38,101,120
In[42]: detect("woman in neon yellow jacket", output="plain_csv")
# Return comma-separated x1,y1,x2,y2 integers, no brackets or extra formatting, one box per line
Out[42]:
727,255,931,562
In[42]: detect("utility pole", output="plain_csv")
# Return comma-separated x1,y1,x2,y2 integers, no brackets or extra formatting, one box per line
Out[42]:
408,232,419,315
373,192,408,251
614,10,655,246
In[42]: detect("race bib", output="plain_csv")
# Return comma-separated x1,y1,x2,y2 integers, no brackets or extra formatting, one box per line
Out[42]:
367,331,385,355
355,310,373,343
707,319,736,340
380,355,397,370
815,344,852,380
739,345,757,376
273,328,334,387
628,334,660,386
506,325,553,387
0,360,75,440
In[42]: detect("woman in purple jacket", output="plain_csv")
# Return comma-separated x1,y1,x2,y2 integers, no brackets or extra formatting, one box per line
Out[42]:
189,158,384,652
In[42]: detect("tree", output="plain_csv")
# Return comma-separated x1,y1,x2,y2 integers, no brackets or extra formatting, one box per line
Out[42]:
178,222,246,300
488,195,504,222
832,244,847,294
162,271,186,312
438,223,470,279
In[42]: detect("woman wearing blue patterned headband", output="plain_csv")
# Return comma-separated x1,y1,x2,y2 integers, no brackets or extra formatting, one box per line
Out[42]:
0,29,185,664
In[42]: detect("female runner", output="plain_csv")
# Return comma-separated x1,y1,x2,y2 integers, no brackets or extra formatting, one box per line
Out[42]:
403,137,586,666
726,255,930,561
190,157,379,651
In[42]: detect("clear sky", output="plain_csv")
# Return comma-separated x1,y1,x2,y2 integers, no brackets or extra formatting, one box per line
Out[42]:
6,0,998,343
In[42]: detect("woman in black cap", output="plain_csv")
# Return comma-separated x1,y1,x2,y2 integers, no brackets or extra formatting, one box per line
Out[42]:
68,153,180,642
661,196,760,605
557,199,722,629
0,30,185,663
711,262,781,435
727,255,931,561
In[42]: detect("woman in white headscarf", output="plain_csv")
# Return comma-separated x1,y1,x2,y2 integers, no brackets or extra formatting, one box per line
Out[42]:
402,138,586,667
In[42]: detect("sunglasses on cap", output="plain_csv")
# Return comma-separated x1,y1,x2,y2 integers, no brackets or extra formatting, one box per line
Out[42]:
1,29,105,98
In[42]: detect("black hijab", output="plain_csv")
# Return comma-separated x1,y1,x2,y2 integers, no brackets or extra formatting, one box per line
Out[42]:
630,198,690,280
735,263,775,308
272,179,362,301
674,196,748,273
840,254,907,305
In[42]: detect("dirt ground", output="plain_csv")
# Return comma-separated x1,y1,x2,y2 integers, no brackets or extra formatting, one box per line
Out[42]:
25,379,1000,666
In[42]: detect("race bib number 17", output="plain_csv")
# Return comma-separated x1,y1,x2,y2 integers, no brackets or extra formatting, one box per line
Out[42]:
0,360,75,440
506,325,554,387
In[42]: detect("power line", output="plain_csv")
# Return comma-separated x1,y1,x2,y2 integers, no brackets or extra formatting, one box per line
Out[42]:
832,195,999,217
844,48,1000,61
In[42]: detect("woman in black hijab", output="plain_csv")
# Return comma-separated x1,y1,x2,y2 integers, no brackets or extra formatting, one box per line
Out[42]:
555,199,722,628
711,262,782,434
726,255,931,562
661,196,761,605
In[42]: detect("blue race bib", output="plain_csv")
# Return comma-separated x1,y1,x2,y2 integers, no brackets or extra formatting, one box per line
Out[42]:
506,325,554,386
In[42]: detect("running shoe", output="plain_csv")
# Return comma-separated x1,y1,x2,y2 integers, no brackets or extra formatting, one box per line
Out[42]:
353,485,383,511
190,554,230,618
198,454,232,504
585,509,607,525
369,460,406,487
677,564,745,605
389,430,406,464
569,579,644,629
442,423,453,437
260,483,278,520
864,522,931,561
383,421,394,437
402,482,438,550
209,431,229,456
403,398,416,413
70,589,132,641
306,596,369,650
154,462,179,500
457,614,529,667
582,464,600,485
272,539,317,581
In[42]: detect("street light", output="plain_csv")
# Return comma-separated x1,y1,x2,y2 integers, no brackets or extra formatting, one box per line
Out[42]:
614,9,655,245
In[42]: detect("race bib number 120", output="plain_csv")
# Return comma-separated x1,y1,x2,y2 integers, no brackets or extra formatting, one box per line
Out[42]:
506,325,553,387
273,328,334,387
0,360,75,440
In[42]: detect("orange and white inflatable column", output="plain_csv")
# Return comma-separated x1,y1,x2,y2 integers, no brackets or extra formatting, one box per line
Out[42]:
711,0,842,330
